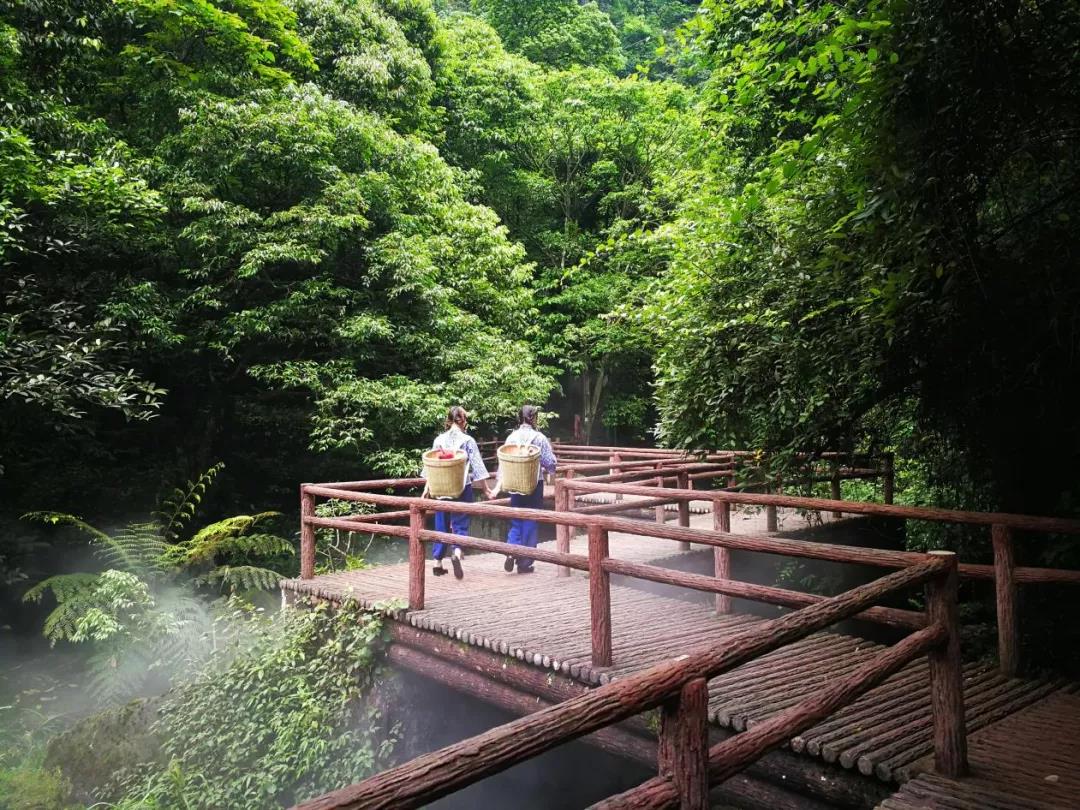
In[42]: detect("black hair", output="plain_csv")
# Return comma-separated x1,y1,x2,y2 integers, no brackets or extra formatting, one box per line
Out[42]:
445,406,468,430
517,405,538,427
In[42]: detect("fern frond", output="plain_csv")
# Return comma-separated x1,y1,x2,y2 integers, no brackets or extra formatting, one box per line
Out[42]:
154,463,225,543
21,512,113,545
86,643,155,703
23,572,101,604
164,514,285,569
101,522,169,573
196,565,284,593
24,571,156,645
23,573,105,643
23,512,167,574
216,532,294,560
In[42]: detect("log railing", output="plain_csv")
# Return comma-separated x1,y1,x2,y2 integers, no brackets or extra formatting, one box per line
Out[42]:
293,556,961,810
301,444,1080,679
560,476,1080,676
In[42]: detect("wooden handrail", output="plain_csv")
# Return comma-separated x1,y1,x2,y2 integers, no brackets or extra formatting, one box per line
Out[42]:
292,559,950,810
592,621,949,809
563,478,1080,535
301,447,1080,679
300,515,920,629
559,475,1080,675
301,485,933,569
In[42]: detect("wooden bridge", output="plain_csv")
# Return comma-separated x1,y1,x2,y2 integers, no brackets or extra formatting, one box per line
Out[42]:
281,445,1080,809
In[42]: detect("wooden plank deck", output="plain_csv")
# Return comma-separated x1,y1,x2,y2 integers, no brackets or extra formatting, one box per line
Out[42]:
878,690,1080,809
281,508,1079,808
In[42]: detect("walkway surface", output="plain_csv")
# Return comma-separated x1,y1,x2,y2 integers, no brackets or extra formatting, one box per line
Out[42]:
281,506,1080,809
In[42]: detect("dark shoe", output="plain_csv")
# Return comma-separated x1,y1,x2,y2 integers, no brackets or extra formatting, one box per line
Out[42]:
517,567,535,575
504,555,515,572
451,549,464,580
432,565,447,576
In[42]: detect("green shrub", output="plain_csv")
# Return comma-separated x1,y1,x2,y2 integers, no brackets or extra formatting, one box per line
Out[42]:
115,601,397,809
0,765,72,810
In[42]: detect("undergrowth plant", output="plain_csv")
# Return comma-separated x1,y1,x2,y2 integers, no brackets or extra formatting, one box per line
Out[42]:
112,601,397,809
21,464,294,701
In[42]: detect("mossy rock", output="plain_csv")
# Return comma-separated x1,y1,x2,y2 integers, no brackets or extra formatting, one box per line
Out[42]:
44,698,164,804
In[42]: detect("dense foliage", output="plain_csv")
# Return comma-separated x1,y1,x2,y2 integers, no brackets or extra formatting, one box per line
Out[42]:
22,463,292,701
641,0,1080,516
113,601,395,809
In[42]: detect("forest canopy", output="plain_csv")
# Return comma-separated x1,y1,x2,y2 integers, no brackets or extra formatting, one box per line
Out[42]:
2,0,1078,518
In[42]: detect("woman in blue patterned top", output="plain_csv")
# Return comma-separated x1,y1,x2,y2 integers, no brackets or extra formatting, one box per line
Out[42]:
423,406,490,579
497,405,557,574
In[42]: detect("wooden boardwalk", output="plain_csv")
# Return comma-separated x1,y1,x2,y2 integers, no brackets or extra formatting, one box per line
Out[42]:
282,508,1080,809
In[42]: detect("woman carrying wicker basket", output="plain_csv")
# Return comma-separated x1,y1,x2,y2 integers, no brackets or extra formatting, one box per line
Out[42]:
494,405,557,574
423,406,491,579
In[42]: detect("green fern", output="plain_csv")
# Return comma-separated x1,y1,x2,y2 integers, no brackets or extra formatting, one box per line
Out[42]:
21,512,166,574
23,572,105,643
21,461,293,704
195,565,284,593
162,513,285,568
154,463,225,544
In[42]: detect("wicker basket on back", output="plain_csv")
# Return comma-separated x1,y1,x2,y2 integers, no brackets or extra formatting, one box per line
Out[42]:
497,444,541,495
423,449,468,498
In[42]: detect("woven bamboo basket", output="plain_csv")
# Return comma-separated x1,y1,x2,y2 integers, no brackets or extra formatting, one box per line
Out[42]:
497,444,541,496
423,449,468,498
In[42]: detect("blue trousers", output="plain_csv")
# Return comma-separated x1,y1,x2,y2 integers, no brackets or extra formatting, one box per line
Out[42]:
507,480,544,572
432,484,473,560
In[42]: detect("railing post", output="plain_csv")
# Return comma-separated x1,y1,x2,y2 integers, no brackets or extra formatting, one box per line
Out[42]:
555,478,571,578
713,500,732,615
588,524,612,667
677,469,691,550
409,504,425,611
612,452,623,503
883,452,895,504
926,550,968,777
658,677,709,810
654,474,666,525
992,525,1019,677
567,468,582,541
300,485,316,579
831,464,842,519
765,481,778,532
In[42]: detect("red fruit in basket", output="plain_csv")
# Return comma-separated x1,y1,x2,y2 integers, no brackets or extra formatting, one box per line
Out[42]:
438,450,455,460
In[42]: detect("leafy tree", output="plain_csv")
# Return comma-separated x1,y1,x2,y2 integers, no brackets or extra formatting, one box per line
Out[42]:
475,0,625,72
0,0,559,511
291,0,441,134
508,68,701,439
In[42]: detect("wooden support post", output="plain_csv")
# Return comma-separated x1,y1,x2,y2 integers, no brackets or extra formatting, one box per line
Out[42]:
883,452,895,504
567,468,581,540
830,465,842,519
677,470,691,550
300,486,316,580
992,525,1019,677
589,525,612,668
658,677,709,810
612,453,623,502
766,483,778,533
408,504,425,611
713,502,732,615
555,479,571,578
654,474,666,525
926,550,968,777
